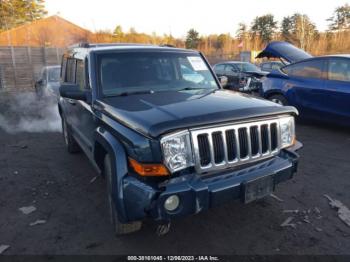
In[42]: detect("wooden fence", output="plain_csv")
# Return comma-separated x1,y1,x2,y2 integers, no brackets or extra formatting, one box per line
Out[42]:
0,46,64,91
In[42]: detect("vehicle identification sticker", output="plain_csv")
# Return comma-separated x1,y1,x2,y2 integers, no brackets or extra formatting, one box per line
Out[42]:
187,56,208,71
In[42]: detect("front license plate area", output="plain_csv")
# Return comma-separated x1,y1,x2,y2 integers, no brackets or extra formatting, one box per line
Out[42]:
244,175,274,204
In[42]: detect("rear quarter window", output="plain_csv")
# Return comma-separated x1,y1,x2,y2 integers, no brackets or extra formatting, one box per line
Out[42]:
328,58,350,82
282,59,325,79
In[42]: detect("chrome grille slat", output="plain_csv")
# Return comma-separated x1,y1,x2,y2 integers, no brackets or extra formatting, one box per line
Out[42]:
257,125,262,156
221,131,229,163
235,129,241,161
267,124,272,153
191,119,281,173
207,132,215,166
246,127,252,159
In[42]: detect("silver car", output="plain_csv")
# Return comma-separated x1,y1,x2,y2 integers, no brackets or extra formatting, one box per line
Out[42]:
35,65,61,98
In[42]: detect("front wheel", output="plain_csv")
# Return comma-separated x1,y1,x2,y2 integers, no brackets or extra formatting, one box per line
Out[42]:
269,94,288,106
104,155,142,235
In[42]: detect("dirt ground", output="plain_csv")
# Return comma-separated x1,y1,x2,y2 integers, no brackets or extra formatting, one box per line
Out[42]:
0,91,350,255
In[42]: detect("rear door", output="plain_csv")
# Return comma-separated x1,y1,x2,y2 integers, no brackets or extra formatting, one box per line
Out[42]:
324,57,350,121
69,58,96,154
283,59,327,116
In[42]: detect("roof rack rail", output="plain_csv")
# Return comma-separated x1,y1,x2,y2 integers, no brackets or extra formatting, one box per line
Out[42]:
69,42,155,49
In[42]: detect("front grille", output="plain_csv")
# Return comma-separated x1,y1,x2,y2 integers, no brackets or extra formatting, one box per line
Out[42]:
191,119,280,173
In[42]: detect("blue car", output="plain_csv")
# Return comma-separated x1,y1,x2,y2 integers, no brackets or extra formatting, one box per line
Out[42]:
258,41,350,126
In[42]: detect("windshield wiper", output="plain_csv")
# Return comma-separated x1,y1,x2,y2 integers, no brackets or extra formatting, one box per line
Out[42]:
108,90,155,97
178,87,209,91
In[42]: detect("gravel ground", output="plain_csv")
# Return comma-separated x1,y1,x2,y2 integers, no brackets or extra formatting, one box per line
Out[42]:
0,91,350,255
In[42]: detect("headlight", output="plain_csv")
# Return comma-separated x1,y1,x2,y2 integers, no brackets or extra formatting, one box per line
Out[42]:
160,131,193,173
279,116,295,148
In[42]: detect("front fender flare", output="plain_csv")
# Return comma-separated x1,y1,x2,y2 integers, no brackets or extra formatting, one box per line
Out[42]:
94,127,129,223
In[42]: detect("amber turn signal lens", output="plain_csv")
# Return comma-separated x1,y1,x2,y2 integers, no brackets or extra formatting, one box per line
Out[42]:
129,158,170,176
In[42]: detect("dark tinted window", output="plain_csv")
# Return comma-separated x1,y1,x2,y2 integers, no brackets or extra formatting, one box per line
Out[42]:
271,62,282,70
76,60,85,89
261,63,271,71
214,64,225,72
224,65,234,73
328,58,350,82
66,58,76,83
235,62,260,72
48,67,60,82
283,59,324,79
61,56,67,80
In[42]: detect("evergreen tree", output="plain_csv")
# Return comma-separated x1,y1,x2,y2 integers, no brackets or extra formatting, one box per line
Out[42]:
250,14,278,44
185,28,200,49
328,4,350,31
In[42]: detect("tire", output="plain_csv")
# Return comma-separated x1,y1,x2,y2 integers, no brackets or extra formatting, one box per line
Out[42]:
104,155,142,235
269,94,288,106
62,117,81,153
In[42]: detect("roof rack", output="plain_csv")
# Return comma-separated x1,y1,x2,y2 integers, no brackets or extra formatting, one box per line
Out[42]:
69,42,177,49
69,42,156,49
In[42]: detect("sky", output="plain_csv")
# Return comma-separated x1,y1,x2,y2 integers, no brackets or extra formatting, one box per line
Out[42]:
45,0,348,38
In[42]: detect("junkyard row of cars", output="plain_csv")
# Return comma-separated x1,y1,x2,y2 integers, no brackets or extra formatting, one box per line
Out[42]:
34,41,348,235
214,41,350,126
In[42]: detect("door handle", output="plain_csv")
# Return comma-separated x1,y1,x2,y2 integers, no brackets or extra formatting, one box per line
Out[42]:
67,99,76,105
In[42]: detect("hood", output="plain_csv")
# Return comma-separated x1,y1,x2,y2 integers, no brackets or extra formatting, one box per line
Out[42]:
256,41,312,63
98,89,297,138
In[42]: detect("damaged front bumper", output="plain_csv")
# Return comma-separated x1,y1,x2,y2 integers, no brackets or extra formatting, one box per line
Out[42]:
121,148,300,222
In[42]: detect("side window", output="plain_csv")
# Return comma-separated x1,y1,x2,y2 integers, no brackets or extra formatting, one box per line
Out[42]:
224,65,234,74
262,64,271,71
283,60,324,79
271,63,281,70
214,64,225,73
61,56,67,81
65,58,77,83
76,60,85,90
328,59,350,82
42,69,47,81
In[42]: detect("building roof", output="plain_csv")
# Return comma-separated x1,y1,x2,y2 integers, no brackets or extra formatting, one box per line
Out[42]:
0,15,94,47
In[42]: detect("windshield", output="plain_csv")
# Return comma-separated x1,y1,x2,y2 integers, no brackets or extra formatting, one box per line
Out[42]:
48,67,60,82
97,51,219,96
236,63,261,72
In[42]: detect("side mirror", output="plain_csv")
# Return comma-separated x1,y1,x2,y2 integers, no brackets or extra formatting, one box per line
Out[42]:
218,76,228,87
59,83,87,101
